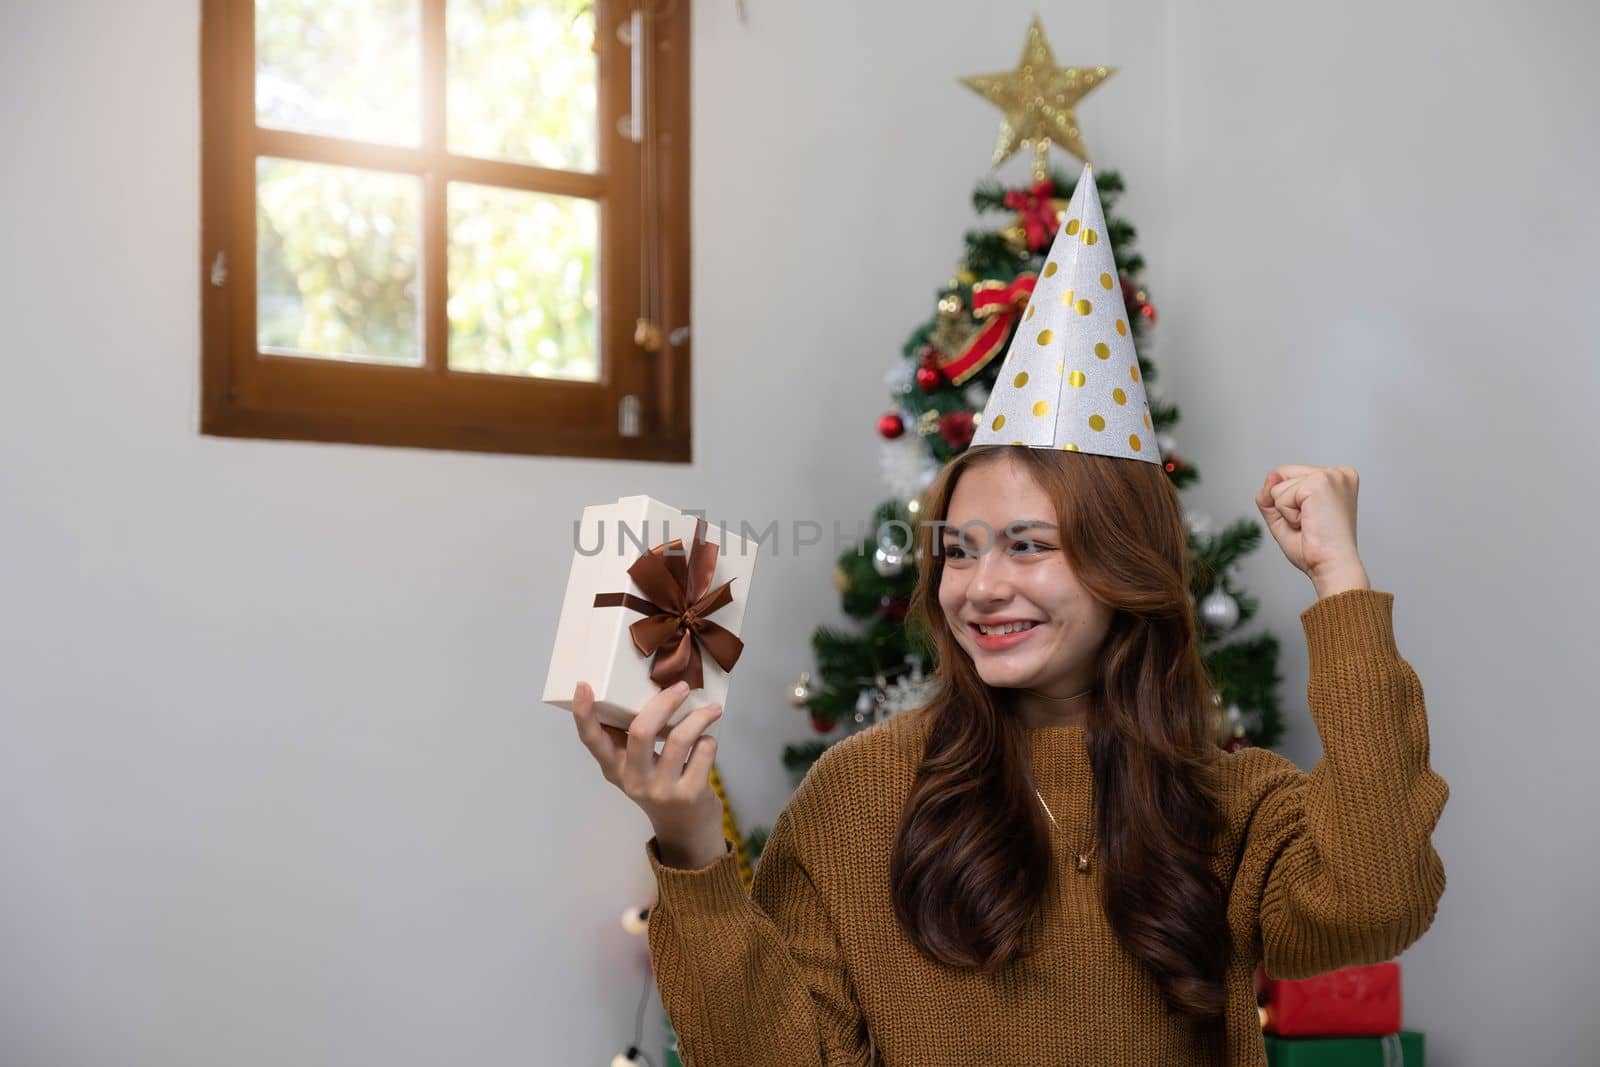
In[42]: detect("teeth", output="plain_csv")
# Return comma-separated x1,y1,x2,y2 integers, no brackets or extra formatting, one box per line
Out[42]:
977,621,1036,635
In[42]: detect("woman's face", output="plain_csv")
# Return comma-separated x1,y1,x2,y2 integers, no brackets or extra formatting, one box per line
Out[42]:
936,456,1114,697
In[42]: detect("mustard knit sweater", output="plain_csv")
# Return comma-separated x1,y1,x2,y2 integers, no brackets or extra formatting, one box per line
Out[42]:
644,588,1449,1066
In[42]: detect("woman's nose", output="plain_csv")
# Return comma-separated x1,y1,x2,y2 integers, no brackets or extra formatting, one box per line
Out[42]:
968,548,1015,604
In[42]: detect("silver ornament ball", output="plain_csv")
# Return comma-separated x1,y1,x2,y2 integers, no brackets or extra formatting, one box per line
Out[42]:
1199,587,1240,631
873,544,907,577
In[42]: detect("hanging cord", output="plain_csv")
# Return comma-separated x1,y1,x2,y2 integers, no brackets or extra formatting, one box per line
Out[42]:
632,0,678,353
624,961,659,1067
638,0,657,344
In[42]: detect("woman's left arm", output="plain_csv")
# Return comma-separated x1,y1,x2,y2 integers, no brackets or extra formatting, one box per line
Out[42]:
1249,588,1451,978
1244,465,1450,978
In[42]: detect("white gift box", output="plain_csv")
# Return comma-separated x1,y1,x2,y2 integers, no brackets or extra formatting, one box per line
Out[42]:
542,495,757,738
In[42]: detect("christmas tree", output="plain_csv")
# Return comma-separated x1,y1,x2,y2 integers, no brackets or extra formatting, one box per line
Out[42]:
744,18,1286,864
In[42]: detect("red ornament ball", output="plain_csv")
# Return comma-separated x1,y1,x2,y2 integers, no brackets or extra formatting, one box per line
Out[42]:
877,412,905,439
877,594,909,622
810,713,835,734
1141,303,1158,325
938,409,975,449
915,366,943,392
1223,735,1253,752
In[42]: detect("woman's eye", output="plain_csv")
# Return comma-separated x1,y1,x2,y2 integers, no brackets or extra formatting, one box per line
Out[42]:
942,541,1049,558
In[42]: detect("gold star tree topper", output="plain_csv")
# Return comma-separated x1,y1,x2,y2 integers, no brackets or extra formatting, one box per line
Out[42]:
960,15,1115,171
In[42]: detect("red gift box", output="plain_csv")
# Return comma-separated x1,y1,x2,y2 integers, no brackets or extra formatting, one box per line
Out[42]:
1257,962,1402,1037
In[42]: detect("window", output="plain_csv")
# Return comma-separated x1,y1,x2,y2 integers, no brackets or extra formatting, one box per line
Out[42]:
200,0,691,461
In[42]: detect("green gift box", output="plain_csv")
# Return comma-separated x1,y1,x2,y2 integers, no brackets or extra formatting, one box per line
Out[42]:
1265,1030,1423,1066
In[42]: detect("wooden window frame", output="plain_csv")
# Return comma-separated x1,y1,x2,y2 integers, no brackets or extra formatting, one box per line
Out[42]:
200,0,691,462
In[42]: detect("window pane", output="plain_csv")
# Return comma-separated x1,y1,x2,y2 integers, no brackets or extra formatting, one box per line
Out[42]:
447,182,598,380
257,157,422,365
447,0,598,171
256,0,421,147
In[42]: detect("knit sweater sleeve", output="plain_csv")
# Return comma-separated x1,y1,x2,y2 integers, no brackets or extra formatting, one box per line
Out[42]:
1234,587,1450,981
643,799,872,1067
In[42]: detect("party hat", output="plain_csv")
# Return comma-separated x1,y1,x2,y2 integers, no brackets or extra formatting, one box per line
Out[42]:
969,163,1158,463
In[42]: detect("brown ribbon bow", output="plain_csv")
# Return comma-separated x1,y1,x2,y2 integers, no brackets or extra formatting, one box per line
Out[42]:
591,516,745,691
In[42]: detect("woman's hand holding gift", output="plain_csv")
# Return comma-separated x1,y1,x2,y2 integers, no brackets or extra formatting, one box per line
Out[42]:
568,679,730,870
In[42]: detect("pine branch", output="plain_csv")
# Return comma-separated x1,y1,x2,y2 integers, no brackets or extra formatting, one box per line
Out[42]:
1167,464,1200,491
1210,519,1265,571
782,740,831,775
813,624,879,679
804,686,856,724
962,231,1026,277
1201,631,1287,749
743,826,769,865
1147,395,1179,427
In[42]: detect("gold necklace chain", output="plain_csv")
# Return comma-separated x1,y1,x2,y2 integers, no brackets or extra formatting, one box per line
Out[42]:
1020,684,1093,703
1034,787,1096,874
1027,684,1095,873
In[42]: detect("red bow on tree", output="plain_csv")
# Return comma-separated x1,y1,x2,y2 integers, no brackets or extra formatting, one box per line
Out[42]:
1003,179,1061,252
936,273,1038,386
592,516,745,691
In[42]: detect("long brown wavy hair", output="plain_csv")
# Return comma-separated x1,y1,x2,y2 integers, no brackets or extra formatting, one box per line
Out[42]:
892,443,1231,1056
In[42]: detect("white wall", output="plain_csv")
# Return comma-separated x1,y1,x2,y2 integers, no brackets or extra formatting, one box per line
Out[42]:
1,0,1594,1063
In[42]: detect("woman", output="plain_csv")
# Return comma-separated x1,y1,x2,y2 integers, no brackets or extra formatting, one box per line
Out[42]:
568,446,1449,1066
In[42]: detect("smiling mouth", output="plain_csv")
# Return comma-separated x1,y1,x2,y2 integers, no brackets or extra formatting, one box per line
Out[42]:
970,621,1041,636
